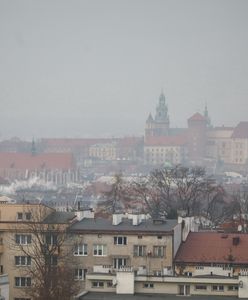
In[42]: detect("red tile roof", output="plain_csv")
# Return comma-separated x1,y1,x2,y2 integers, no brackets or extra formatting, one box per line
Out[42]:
231,122,248,139
145,135,187,146
175,232,248,264
0,152,75,170
188,113,206,122
117,137,143,147
41,138,116,147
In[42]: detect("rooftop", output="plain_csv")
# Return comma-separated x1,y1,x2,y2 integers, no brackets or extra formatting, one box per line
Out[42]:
175,232,248,264
70,217,178,234
231,121,248,139
43,211,76,224
80,292,238,300
0,152,75,170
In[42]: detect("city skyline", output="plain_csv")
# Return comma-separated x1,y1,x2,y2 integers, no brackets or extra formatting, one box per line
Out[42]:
1,0,248,140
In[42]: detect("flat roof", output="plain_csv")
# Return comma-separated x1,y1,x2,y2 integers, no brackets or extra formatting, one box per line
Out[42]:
80,292,238,300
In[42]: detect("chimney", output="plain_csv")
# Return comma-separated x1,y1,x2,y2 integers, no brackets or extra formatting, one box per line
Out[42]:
112,214,123,225
132,214,141,226
75,208,94,221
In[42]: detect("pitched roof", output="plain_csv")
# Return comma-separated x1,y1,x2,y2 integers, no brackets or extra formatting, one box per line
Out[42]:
231,122,248,139
0,152,75,170
70,218,177,234
145,135,187,146
41,138,117,147
175,232,248,264
188,113,206,122
43,211,76,224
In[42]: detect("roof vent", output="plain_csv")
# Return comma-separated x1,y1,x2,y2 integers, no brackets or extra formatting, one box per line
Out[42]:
153,218,166,225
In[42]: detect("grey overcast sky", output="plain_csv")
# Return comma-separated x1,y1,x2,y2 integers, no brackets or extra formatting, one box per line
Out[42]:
0,0,248,140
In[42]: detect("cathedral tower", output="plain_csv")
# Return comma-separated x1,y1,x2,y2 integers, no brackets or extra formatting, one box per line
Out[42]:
145,92,170,139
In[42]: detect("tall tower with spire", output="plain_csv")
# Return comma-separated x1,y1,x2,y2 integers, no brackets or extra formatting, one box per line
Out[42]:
203,104,212,128
145,91,170,139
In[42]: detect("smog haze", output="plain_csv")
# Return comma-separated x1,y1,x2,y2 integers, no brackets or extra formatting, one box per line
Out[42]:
1,0,248,139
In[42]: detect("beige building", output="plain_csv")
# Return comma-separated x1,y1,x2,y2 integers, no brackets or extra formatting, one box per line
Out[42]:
89,142,117,161
0,203,77,300
206,122,248,170
144,136,187,166
69,213,182,296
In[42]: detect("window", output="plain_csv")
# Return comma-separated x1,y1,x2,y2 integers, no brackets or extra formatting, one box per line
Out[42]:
157,235,162,239
74,244,88,256
212,285,224,291
138,235,143,239
93,244,107,256
92,281,104,288
106,281,113,287
134,245,146,257
153,246,165,257
195,285,207,290
25,213,31,220
15,298,31,300
15,256,31,266
45,255,58,266
74,268,87,280
114,236,127,245
144,283,154,288
17,212,31,221
15,234,31,245
153,270,162,276
17,212,23,220
45,234,57,245
15,277,31,287
228,285,238,291
113,258,127,269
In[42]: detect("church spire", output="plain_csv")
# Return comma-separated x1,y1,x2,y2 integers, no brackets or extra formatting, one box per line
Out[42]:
31,138,36,156
204,104,212,127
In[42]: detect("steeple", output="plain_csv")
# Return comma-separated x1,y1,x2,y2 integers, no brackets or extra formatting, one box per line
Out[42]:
203,104,211,127
146,113,154,123
155,91,169,123
31,138,36,156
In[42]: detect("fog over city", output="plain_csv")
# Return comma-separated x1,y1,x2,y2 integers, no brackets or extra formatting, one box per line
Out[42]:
1,0,248,139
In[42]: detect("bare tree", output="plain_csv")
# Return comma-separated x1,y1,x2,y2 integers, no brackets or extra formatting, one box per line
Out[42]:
132,165,219,219
98,173,130,214
11,205,78,300
172,166,207,216
201,179,226,227
226,186,248,232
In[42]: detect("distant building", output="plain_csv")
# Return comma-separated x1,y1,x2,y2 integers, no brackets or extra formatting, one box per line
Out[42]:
145,92,170,139
0,152,79,185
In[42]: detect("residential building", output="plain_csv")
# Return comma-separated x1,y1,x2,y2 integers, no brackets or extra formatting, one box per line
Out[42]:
0,203,77,300
174,231,248,278
69,213,182,296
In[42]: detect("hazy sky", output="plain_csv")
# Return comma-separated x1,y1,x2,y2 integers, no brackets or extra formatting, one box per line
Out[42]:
1,0,248,140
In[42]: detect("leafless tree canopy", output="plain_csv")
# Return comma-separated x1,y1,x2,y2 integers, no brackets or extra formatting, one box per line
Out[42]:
11,205,78,300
